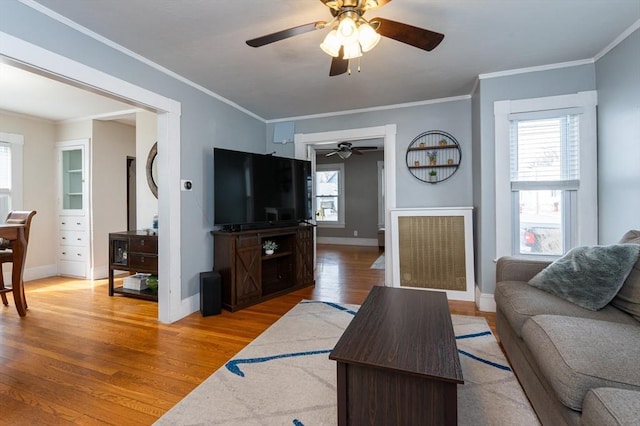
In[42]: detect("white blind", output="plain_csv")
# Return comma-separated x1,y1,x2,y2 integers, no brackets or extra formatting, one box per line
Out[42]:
0,142,11,190
509,114,580,188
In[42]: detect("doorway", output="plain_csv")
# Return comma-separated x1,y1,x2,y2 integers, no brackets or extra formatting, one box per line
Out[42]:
294,125,397,286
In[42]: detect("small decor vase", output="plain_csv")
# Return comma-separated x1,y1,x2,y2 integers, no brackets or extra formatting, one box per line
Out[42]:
265,249,274,255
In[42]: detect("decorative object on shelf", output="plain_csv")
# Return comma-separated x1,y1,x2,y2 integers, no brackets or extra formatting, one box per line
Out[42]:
146,142,158,198
263,240,278,255
146,275,158,295
405,130,462,184
427,150,438,165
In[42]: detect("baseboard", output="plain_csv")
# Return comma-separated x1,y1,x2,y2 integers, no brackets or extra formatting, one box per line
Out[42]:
3,263,57,283
92,265,109,280
475,284,497,312
317,237,378,247
177,293,200,321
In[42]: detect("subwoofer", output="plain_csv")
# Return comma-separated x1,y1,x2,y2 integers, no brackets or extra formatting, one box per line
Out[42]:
200,270,222,316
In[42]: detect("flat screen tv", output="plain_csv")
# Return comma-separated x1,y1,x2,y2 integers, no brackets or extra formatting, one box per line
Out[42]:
213,148,312,231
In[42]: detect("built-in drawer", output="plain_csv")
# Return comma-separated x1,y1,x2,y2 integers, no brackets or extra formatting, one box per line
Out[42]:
128,253,158,271
59,245,88,262
60,230,88,247
59,216,87,230
59,260,86,278
130,236,157,254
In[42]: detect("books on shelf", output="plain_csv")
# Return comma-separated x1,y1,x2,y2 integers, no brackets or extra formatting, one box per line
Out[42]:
123,273,151,291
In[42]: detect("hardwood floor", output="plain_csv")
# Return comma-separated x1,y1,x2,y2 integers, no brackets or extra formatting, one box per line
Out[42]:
0,244,495,425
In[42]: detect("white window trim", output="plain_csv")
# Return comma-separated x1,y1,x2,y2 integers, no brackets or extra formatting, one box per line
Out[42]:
0,132,24,211
316,163,345,228
494,91,598,259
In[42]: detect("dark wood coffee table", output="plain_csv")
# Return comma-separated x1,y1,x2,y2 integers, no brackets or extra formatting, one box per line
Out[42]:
329,286,463,425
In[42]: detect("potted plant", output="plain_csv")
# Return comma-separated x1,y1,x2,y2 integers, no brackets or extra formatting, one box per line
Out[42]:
427,150,438,165
263,240,278,255
429,170,437,182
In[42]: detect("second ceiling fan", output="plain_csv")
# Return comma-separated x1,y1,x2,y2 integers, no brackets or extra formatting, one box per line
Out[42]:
325,142,378,159
246,0,444,76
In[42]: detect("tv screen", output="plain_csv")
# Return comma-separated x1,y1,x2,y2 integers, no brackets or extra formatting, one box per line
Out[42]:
213,148,312,230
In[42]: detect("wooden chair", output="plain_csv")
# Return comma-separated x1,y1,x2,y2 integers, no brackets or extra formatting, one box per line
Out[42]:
0,210,37,311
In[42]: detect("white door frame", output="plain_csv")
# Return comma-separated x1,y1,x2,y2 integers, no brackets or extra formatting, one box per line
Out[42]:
294,124,397,285
0,31,183,323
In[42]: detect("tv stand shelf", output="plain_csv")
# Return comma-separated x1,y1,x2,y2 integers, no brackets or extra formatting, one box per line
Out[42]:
212,224,315,311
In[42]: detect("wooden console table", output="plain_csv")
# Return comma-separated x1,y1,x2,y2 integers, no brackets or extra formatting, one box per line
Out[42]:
212,224,314,311
108,231,158,301
330,286,464,425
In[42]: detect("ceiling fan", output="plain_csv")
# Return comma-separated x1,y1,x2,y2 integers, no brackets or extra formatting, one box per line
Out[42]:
325,142,378,159
246,0,444,76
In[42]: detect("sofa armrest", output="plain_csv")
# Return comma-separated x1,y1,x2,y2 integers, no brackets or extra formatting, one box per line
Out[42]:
496,256,551,282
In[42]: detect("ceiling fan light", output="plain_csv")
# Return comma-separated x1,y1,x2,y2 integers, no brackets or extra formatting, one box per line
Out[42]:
358,22,381,52
342,41,362,60
320,29,341,57
337,16,358,43
337,150,352,159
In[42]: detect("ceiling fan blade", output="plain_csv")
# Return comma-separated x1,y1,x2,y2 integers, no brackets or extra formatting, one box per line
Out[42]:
246,21,327,47
329,47,349,76
372,17,444,51
325,151,339,157
352,149,364,155
362,0,392,11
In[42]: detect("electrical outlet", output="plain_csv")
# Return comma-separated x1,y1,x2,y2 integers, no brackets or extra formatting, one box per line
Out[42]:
181,180,193,191
353,230,358,237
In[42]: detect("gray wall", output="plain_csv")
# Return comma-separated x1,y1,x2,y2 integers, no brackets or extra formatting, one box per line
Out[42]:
269,98,474,210
2,1,266,300
474,64,597,294
316,150,384,239
595,28,640,243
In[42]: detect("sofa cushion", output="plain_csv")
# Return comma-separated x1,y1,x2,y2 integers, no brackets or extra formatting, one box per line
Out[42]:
612,230,640,321
522,315,640,411
528,244,640,311
581,388,640,426
495,280,638,337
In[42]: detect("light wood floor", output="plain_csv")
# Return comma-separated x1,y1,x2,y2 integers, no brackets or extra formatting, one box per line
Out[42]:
0,244,495,425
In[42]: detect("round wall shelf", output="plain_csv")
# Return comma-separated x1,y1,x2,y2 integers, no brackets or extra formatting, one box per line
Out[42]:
405,130,462,184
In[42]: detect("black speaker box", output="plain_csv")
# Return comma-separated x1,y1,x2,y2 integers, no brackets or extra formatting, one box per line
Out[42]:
200,270,222,316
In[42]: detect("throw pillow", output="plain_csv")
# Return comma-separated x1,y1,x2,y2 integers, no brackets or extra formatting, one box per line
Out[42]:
611,230,640,320
528,244,640,311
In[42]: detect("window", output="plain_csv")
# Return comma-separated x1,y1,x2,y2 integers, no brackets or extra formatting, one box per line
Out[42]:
316,164,345,227
510,114,579,255
0,133,24,220
495,92,597,258
0,142,11,219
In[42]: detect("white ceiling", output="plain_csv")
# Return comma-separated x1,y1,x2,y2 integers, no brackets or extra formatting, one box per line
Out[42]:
3,0,640,122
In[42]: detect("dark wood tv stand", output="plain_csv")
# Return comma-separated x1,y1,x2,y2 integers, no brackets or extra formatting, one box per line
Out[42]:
211,224,315,311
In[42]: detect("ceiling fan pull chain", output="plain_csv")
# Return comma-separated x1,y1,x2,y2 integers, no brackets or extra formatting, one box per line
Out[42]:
358,57,361,73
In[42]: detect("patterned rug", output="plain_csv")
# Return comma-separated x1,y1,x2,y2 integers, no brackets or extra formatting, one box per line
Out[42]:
155,300,538,426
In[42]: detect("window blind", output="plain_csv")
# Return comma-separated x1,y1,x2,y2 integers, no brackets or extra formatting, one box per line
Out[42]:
509,114,580,190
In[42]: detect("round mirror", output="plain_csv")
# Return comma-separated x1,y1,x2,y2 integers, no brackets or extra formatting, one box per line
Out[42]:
146,142,158,198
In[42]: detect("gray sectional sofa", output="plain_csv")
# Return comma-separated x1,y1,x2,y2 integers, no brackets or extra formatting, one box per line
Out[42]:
495,230,640,425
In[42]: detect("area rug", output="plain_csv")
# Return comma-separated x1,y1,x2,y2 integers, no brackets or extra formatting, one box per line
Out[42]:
370,253,385,269
155,301,538,426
